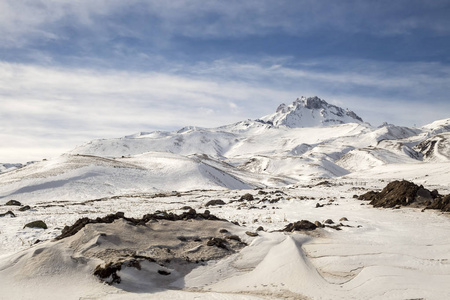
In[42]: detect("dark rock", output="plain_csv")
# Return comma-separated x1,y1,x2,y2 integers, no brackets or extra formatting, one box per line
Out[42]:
0,211,16,218
426,194,450,212
245,231,258,237
314,221,323,228
55,209,225,240
282,220,317,232
5,200,21,206
416,187,433,204
180,206,193,210
239,193,254,201
339,217,348,221
207,238,228,249
361,180,441,209
352,195,359,198
316,181,332,187
324,219,334,224
358,191,379,201
158,270,171,276
431,189,440,198
24,220,47,229
219,229,229,233
177,236,188,242
315,203,324,208
256,226,264,231
205,199,226,207
258,190,268,195
94,262,122,284
18,205,31,212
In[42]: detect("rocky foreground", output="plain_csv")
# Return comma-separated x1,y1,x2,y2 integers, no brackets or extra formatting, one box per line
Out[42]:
0,179,449,300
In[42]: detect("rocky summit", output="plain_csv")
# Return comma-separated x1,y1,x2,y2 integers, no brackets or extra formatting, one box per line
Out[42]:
259,96,364,128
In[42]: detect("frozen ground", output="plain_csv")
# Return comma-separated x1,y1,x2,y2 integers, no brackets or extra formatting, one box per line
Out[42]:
1,178,449,300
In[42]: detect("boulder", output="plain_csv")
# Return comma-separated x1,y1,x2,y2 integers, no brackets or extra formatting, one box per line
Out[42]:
19,205,31,212
24,220,48,229
282,220,317,232
239,193,254,201
369,180,420,208
205,199,226,207
5,200,21,206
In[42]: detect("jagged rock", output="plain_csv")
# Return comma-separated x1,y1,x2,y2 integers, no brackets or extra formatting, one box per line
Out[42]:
426,194,450,212
24,220,47,229
205,199,226,207
56,210,225,240
371,180,420,207
359,180,449,212
5,200,21,206
362,180,429,208
282,220,317,232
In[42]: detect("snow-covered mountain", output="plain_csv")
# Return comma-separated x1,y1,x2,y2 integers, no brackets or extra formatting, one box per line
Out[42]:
1,96,450,300
1,97,449,201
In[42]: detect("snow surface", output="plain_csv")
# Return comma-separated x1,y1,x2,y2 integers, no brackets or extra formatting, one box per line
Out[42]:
1,183,449,299
0,97,449,299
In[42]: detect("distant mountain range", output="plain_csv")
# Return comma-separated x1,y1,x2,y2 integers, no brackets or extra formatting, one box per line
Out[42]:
1,96,449,201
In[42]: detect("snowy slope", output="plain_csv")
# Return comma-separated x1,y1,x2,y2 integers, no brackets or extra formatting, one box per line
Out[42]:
0,153,254,202
415,132,450,161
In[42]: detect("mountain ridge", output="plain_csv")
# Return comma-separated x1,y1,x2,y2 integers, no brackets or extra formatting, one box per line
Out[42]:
1,97,449,200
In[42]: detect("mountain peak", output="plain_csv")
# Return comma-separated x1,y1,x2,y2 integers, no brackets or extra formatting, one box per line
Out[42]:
261,96,364,128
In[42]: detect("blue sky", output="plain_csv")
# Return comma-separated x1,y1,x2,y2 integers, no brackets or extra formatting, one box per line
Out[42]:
1,0,450,163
